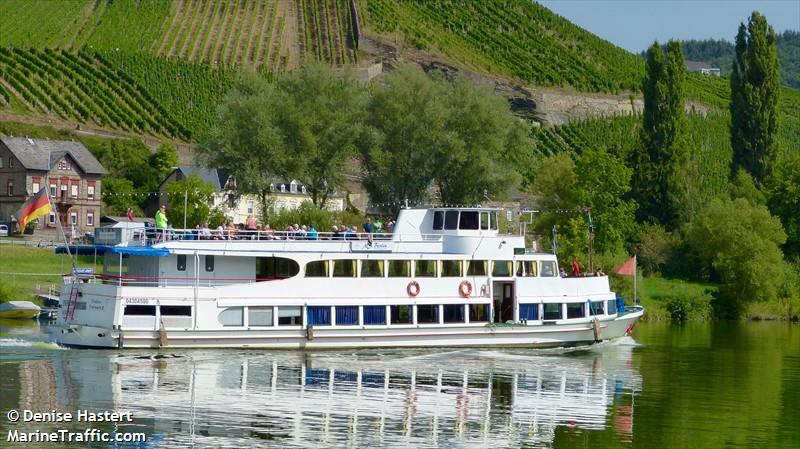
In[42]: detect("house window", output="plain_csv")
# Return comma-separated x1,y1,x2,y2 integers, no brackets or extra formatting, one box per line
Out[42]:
301,185,306,194
280,184,286,192
70,212,77,225
48,213,55,225
7,181,12,196
71,184,78,199
8,158,13,168
247,201,254,214
86,212,94,227
32,182,40,193
87,185,95,200
290,181,297,193
50,184,56,197
269,183,275,192
0,158,3,168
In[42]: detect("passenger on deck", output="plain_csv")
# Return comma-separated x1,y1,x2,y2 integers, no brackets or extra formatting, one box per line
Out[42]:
307,224,318,240
264,224,275,240
331,225,341,240
245,215,257,237
344,226,355,240
560,267,568,277
363,218,373,235
199,223,212,239
155,205,169,241
571,258,581,277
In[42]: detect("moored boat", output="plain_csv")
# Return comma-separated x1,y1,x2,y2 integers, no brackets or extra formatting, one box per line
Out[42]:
53,207,643,349
0,301,41,319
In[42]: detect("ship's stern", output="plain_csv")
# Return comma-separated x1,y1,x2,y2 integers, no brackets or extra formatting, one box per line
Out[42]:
54,281,122,348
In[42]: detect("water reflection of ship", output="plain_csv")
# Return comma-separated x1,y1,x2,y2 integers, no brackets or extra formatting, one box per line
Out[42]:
57,343,641,447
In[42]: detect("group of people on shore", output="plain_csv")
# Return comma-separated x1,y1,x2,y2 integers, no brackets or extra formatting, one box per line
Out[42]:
153,205,396,242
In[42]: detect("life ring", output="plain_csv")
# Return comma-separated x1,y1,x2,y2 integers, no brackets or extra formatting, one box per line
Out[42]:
407,280,420,297
459,280,473,298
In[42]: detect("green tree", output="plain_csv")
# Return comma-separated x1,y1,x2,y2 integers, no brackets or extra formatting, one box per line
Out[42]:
149,143,179,179
199,72,298,219
278,63,367,208
101,177,141,216
165,174,218,229
433,76,531,205
631,40,689,227
685,197,786,316
767,152,800,258
730,12,780,184
527,149,635,264
361,66,449,210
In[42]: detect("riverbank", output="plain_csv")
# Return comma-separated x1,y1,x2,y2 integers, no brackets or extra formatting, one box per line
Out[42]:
0,244,101,303
633,276,800,322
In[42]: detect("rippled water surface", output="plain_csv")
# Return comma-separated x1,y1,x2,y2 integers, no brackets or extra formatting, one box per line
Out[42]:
0,320,798,448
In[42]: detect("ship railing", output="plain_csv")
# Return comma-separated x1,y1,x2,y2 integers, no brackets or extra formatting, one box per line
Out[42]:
95,273,284,287
131,229,446,246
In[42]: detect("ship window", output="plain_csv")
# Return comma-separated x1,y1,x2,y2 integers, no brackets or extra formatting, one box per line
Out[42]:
441,260,463,277
480,212,490,230
248,307,274,326
492,261,512,277
415,260,437,277
161,306,191,316
459,211,479,230
444,211,459,230
335,306,358,325
540,261,557,277
607,299,618,315
443,304,465,323
519,304,539,321
219,307,244,326
417,305,439,324
278,306,303,325
466,260,487,276
305,260,328,277
307,306,331,326
516,260,537,277
490,212,498,230
332,260,356,277
387,260,410,277
469,304,490,322
125,305,156,316
177,255,186,272
390,305,412,324
257,257,300,280
590,301,605,316
364,305,386,325
361,260,384,277
433,211,444,230
567,303,585,319
205,255,214,272
543,303,563,320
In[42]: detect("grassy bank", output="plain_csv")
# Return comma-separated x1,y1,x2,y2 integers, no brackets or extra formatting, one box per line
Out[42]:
615,275,799,322
0,243,102,303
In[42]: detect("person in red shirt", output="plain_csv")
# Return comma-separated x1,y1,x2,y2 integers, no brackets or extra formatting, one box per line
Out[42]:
571,258,581,277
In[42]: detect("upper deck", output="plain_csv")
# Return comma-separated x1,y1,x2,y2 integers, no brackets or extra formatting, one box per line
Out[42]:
106,207,532,259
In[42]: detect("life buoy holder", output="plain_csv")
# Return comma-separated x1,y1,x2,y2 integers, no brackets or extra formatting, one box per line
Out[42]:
407,280,420,297
459,280,473,298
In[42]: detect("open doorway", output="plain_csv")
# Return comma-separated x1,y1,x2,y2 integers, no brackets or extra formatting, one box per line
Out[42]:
493,281,515,323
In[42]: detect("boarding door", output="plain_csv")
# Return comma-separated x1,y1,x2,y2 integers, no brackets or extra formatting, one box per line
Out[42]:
493,281,515,323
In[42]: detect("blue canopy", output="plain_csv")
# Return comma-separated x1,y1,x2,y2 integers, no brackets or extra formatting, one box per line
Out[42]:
55,245,170,257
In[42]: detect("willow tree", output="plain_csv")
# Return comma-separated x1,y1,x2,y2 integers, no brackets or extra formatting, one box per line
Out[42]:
730,11,780,185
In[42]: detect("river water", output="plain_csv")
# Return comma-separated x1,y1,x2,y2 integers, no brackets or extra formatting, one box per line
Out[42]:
0,321,797,448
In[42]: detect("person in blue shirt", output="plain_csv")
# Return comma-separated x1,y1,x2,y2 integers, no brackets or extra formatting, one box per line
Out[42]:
363,218,373,234
307,224,318,240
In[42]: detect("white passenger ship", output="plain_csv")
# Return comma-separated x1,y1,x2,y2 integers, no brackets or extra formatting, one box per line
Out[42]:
54,207,643,348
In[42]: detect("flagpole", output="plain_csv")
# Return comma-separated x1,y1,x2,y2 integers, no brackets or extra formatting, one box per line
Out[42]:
634,255,637,305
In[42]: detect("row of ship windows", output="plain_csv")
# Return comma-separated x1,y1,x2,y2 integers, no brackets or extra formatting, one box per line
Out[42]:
175,255,558,278
124,300,619,327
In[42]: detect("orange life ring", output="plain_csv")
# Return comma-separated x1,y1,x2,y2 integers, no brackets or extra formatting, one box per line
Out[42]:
459,280,473,298
407,280,420,297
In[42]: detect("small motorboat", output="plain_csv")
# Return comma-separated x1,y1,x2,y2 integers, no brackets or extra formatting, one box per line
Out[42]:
0,301,41,319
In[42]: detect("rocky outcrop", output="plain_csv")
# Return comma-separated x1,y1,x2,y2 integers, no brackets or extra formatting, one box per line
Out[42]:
359,34,714,126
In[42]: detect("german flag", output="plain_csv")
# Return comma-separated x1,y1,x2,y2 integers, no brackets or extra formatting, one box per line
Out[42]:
16,187,52,231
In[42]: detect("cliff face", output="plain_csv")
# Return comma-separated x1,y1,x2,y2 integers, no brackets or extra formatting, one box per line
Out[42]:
360,35,713,127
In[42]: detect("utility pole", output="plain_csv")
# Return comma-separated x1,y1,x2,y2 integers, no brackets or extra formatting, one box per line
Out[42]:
183,188,188,230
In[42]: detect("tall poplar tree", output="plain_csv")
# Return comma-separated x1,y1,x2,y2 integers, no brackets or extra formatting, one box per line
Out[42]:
631,40,688,226
730,12,780,185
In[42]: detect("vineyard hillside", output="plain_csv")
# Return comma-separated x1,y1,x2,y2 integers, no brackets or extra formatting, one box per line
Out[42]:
0,0,797,144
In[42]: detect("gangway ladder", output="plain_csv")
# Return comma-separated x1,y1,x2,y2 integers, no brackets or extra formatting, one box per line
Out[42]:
64,282,80,321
